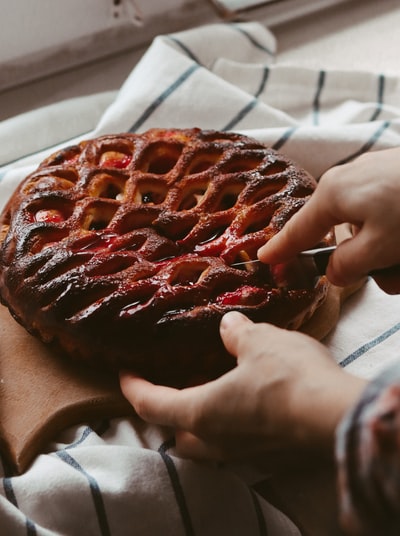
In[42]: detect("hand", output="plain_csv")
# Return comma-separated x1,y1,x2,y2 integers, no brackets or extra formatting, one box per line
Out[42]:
120,312,366,462
258,148,400,293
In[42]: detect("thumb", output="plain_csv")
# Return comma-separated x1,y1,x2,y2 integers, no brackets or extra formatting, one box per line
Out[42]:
219,311,253,361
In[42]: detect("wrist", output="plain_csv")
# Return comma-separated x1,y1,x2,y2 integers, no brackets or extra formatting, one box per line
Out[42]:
291,369,367,454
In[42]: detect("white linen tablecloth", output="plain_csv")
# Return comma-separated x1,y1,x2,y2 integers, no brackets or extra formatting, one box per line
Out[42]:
1,21,400,535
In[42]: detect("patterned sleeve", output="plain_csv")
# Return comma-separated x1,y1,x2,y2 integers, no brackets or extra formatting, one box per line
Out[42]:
335,364,400,536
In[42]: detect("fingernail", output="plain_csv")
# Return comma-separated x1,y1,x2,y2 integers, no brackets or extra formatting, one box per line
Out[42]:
220,311,248,330
257,242,271,261
119,369,137,381
257,244,266,257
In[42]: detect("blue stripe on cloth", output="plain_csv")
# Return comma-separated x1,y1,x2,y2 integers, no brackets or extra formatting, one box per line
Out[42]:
63,421,110,450
0,170,7,182
158,439,194,536
128,64,200,133
333,119,391,166
223,98,258,131
25,518,37,536
222,66,270,131
2,478,18,507
56,450,111,536
313,70,326,126
231,24,275,57
369,74,385,122
64,421,111,451
255,66,270,98
167,36,202,65
249,489,269,536
339,321,400,368
64,426,93,450
2,474,38,535
272,126,298,151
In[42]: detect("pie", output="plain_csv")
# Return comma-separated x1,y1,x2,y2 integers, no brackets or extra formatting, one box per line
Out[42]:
0,128,333,386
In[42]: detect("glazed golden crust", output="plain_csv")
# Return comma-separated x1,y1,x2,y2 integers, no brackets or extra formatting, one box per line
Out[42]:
0,128,332,386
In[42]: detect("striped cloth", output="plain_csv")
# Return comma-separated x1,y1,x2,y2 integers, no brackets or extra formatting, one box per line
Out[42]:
1,21,400,535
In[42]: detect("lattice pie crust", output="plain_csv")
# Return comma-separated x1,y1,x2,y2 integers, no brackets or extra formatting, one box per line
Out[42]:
0,129,332,386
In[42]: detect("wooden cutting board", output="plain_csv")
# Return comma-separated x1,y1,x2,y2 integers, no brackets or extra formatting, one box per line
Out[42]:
0,305,133,474
0,277,363,475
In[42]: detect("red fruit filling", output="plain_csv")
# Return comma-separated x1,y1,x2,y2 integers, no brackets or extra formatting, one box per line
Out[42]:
100,155,132,169
216,285,266,306
35,209,64,223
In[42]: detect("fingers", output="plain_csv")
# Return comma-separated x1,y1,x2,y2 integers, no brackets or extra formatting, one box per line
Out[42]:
326,228,378,286
327,227,400,288
119,372,193,428
257,211,327,264
120,373,226,460
258,151,400,278
326,234,371,286
258,179,340,264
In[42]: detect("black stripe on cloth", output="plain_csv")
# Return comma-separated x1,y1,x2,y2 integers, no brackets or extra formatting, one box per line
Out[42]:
249,489,269,535
313,70,326,126
128,64,200,133
167,36,202,65
271,126,298,151
333,120,391,166
339,321,400,368
231,24,275,57
369,74,385,122
158,439,194,536
56,450,111,536
222,66,270,131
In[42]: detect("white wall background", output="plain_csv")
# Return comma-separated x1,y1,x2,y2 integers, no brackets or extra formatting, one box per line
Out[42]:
1,0,136,63
0,0,210,91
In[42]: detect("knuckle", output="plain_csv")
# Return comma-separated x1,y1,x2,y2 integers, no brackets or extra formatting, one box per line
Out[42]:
132,393,153,421
318,166,341,190
188,408,208,436
329,248,359,286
